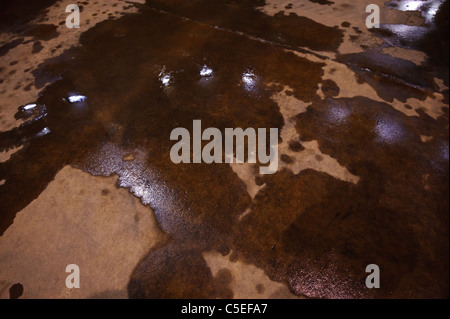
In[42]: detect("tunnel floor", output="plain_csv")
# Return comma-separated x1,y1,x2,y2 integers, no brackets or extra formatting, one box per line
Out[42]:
0,0,448,299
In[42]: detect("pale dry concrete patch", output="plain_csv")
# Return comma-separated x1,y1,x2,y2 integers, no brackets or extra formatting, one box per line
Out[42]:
420,135,433,143
381,46,428,65
273,87,360,184
0,165,164,299
230,162,264,200
434,77,448,92
203,250,301,299
0,146,23,163
391,93,447,119
316,57,385,102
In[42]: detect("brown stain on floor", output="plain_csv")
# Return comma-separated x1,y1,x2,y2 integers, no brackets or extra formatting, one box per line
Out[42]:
0,0,448,298
24,24,59,41
144,0,344,52
9,283,23,299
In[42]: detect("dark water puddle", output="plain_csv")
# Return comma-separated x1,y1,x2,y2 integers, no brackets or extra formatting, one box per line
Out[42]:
308,0,334,5
230,96,449,298
0,0,58,33
371,0,448,84
24,24,59,41
0,1,448,298
340,0,449,104
1,1,321,279
385,0,445,24
415,0,449,83
129,242,235,298
337,50,436,103
9,283,24,299
292,96,448,297
145,0,344,52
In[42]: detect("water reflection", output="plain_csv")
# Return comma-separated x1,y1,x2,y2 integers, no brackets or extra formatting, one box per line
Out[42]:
160,74,171,86
200,65,213,77
23,104,36,111
199,64,214,85
68,95,87,103
327,104,351,124
386,0,444,24
241,70,258,92
381,24,429,43
439,142,449,161
375,116,405,144
159,67,172,87
35,127,51,138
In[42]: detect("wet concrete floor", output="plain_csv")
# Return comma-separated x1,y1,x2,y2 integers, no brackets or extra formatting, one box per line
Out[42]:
0,0,448,298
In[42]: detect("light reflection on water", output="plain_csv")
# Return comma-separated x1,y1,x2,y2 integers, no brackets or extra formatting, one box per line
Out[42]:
327,104,351,124
35,127,51,138
375,116,406,144
241,70,258,92
23,104,37,111
68,95,87,103
158,66,172,87
200,65,213,77
386,0,445,24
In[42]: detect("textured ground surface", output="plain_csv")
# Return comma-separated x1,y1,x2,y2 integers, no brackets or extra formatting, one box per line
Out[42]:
0,0,448,299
